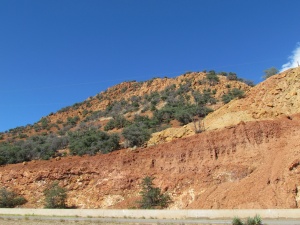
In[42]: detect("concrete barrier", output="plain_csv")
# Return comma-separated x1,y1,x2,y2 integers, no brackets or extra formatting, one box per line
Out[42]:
1,209,300,219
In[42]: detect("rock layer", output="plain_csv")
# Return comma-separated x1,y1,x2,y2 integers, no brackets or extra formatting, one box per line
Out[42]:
1,113,300,209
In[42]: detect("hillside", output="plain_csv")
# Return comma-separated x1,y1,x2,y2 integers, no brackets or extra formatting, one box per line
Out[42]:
0,70,250,165
1,67,300,209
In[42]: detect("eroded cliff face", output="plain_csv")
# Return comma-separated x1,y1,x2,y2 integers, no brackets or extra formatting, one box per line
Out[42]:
1,114,300,209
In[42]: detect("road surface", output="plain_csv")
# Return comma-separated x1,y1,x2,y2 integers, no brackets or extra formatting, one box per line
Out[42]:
1,215,300,225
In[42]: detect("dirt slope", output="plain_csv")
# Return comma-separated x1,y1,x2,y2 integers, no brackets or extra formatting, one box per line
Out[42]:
1,113,300,209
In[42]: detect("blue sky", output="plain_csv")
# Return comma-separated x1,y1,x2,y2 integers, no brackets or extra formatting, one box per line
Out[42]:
1,0,300,132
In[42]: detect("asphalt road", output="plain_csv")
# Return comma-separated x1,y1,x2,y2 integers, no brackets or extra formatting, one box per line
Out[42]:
1,215,300,225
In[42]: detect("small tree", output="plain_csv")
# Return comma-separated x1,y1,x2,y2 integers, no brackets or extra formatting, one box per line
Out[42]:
227,72,238,80
44,182,67,208
263,67,278,79
122,124,151,147
206,71,219,86
138,176,171,209
0,187,26,208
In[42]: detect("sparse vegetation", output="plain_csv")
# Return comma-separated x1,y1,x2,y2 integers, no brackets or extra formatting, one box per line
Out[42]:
227,72,238,80
263,67,278,79
104,115,131,131
232,216,244,225
68,128,120,155
232,215,262,225
206,70,219,86
0,187,26,208
122,124,151,147
43,182,67,209
138,176,171,209
0,134,69,165
222,88,245,103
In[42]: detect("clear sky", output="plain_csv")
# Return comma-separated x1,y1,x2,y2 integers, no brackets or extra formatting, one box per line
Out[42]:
1,0,300,132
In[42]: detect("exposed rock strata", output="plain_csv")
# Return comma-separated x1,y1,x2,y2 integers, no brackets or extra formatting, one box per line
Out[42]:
1,114,300,209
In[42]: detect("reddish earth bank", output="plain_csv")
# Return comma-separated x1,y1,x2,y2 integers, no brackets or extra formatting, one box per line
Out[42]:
1,114,300,209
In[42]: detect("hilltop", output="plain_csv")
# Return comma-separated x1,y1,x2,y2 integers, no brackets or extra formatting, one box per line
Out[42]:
1,67,300,209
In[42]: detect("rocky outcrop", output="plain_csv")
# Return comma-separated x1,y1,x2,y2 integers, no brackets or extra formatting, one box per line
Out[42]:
148,68,300,145
203,67,300,130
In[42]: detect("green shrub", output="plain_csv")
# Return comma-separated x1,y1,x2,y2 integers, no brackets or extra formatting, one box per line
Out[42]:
104,119,116,131
44,182,67,209
246,217,255,225
104,115,130,131
232,215,262,225
0,187,26,208
133,115,157,129
122,124,151,147
174,108,193,125
232,217,243,225
194,105,213,118
227,72,238,80
83,110,105,122
206,71,219,86
153,106,176,124
252,215,262,225
0,134,69,165
222,93,233,104
82,109,89,117
138,176,171,209
222,88,245,103
263,67,278,79
69,128,120,155
218,71,228,76
66,116,80,126
192,90,216,106
40,118,50,129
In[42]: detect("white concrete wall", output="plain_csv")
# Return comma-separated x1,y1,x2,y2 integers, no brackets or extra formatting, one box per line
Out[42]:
1,208,300,219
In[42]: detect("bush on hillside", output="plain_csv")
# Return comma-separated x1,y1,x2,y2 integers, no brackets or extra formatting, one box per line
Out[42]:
122,123,151,147
104,115,131,131
240,79,255,87
192,90,217,106
174,107,194,125
44,182,67,209
138,176,171,209
133,115,158,129
68,128,120,155
227,72,238,80
206,70,219,86
263,67,278,79
222,88,245,103
0,187,26,208
0,134,69,165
